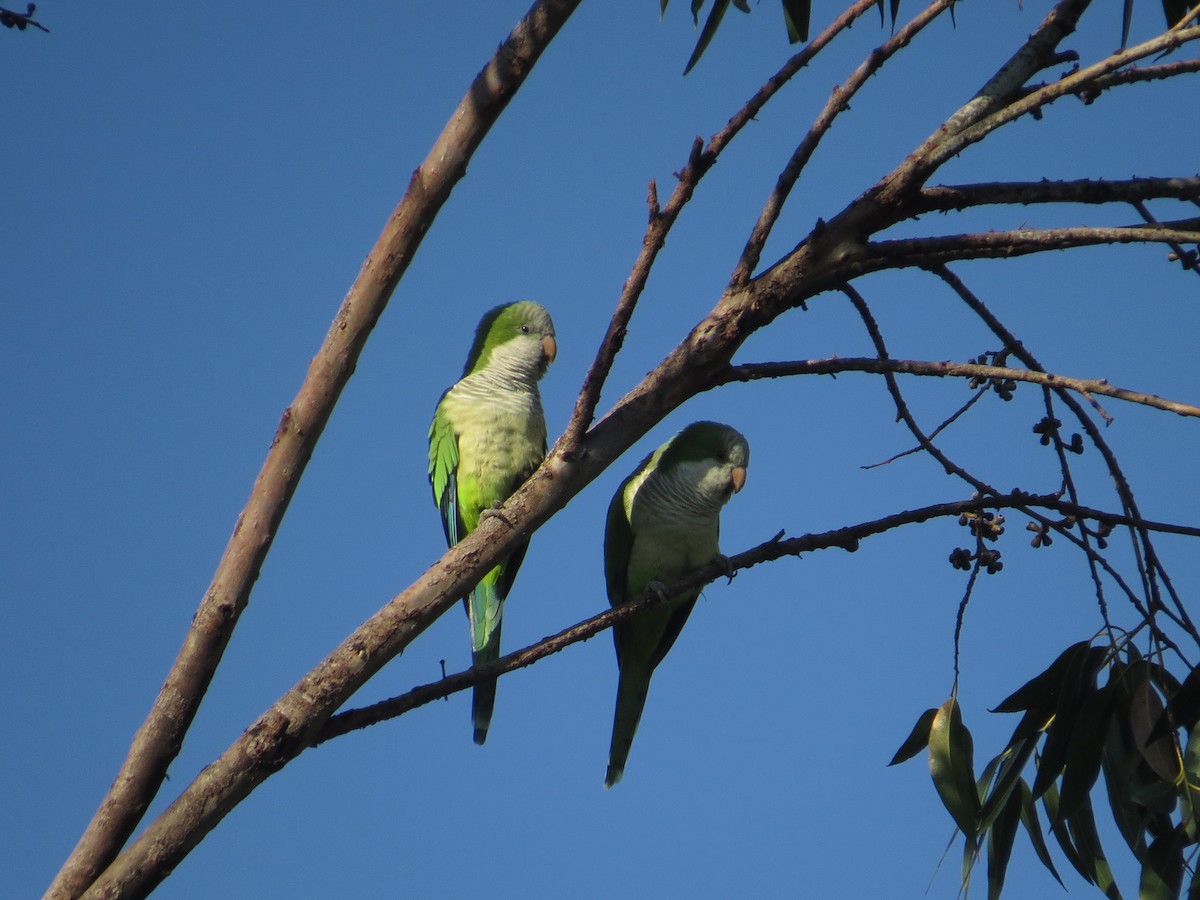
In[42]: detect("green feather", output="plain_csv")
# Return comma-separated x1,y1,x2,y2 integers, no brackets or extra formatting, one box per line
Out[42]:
428,301,556,744
603,421,748,786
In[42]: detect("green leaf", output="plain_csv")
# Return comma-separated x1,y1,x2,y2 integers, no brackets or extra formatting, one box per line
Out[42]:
731,0,751,12
1122,0,1135,48
1150,663,1200,744
890,707,938,765
930,697,982,839
1181,726,1200,839
1130,676,1182,784
1163,0,1196,29
1032,646,1106,800
1066,796,1123,900
684,0,731,74
1043,779,1095,885
987,787,1023,900
690,0,704,25
992,640,1091,714
1103,715,1155,857
1018,780,1065,887
979,724,1039,832
1058,682,1115,821
1140,828,1185,900
780,0,810,43
661,0,670,17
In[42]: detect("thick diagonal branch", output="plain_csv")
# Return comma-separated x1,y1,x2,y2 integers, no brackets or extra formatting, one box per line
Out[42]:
49,2,583,897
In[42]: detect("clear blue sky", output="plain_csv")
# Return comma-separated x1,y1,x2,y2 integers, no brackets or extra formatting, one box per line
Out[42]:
4,2,1198,897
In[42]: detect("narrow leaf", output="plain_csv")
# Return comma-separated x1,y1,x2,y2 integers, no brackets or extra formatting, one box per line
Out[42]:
1122,0,1135,48
890,707,937,765
1033,647,1105,801
1043,779,1094,885
1150,662,1200,744
1018,780,1064,887
1103,716,1153,857
684,0,731,74
979,726,1039,832
780,0,810,43
993,640,1090,714
691,0,704,25
1067,796,1123,899
1181,726,1200,839
1058,683,1115,821
731,0,750,11
1140,828,1185,900
930,698,982,839
1163,0,1196,30
1130,677,1183,784
987,787,1023,900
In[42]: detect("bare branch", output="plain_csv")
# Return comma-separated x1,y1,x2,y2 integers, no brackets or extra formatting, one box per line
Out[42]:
721,357,1200,418
729,0,955,286
854,220,1200,271
914,177,1200,215
49,2,584,897
940,24,1200,168
316,492,1200,743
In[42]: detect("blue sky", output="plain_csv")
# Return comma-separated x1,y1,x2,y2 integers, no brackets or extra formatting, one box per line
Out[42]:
4,2,1198,897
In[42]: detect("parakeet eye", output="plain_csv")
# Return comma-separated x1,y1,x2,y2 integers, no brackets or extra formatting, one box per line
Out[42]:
520,325,531,333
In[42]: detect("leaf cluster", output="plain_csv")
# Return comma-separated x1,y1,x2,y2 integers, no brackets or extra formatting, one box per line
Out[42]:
670,0,1194,74
893,642,1200,899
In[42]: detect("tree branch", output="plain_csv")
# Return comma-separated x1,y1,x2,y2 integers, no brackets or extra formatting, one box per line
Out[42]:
315,492,1200,743
913,177,1200,216
728,0,953,286
50,1,584,897
854,220,1200,271
720,357,1200,418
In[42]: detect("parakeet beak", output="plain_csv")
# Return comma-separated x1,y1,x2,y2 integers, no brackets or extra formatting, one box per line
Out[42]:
543,334,557,364
730,465,746,493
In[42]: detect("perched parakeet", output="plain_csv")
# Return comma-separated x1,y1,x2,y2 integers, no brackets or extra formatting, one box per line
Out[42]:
603,421,749,787
428,301,557,745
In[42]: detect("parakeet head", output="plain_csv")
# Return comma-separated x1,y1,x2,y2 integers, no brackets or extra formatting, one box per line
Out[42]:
462,301,557,380
657,420,749,506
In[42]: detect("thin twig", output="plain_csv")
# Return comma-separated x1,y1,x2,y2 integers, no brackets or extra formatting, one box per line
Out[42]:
315,492,1200,743
914,176,1200,216
729,0,955,286
721,357,1200,418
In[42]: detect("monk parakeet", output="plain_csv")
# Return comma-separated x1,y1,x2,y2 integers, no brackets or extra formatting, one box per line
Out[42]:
428,300,557,745
603,421,749,787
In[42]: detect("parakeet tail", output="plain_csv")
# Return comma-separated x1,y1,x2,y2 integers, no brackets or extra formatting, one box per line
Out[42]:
605,669,652,788
468,581,504,745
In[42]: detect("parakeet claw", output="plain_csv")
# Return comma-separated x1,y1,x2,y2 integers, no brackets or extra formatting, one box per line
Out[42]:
645,580,670,603
479,504,514,529
713,553,735,583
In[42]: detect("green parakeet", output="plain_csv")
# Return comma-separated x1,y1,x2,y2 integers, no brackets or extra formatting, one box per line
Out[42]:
603,420,749,787
428,300,557,745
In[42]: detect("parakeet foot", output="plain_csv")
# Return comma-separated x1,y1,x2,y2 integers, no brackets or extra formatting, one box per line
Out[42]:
713,553,735,583
645,580,670,603
479,504,514,529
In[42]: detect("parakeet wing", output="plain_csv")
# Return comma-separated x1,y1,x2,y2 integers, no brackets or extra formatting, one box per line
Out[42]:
428,403,462,547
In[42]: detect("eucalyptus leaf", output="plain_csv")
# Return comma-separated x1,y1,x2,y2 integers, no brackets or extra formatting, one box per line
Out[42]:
890,707,937,765
1130,677,1182,784
986,787,1023,900
780,0,810,43
1140,828,1185,900
1058,682,1115,822
930,698,982,839
684,0,732,74
1018,779,1064,887
993,641,1091,714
